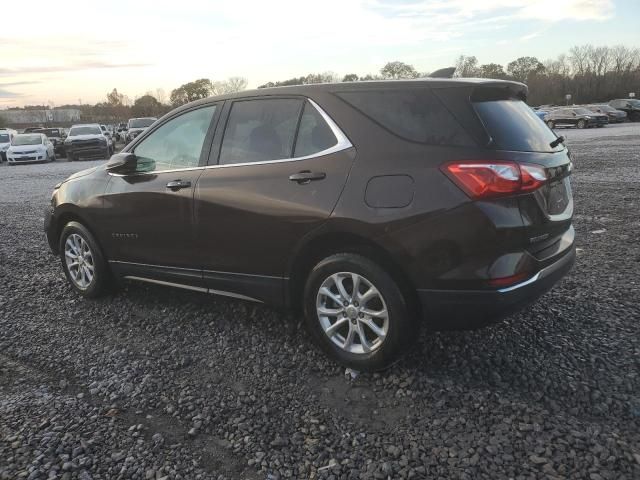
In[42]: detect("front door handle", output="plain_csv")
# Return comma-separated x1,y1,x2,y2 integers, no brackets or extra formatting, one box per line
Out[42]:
166,180,192,191
289,171,326,184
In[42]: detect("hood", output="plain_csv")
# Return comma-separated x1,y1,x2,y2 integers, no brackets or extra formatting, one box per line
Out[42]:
9,144,46,153
65,165,102,182
67,134,105,141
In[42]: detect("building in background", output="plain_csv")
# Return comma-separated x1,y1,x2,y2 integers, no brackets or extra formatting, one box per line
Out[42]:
0,109,81,129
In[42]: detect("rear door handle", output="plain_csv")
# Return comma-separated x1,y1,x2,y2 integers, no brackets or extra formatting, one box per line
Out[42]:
166,180,192,191
289,171,326,184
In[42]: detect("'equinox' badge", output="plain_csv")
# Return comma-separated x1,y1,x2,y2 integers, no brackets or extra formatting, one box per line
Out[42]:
112,233,139,239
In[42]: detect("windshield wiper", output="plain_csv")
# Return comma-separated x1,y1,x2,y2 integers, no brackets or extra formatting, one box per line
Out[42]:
549,136,565,148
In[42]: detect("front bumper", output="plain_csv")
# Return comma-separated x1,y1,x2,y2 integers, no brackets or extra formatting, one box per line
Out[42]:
7,155,47,164
418,245,575,331
66,145,108,159
44,205,57,253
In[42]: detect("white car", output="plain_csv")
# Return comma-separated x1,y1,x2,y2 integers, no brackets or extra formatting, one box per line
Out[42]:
100,124,115,155
0,128,18,162
6,133,56,164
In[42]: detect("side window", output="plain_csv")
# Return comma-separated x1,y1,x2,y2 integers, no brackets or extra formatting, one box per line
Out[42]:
219,98,303,165
134,105,215,172
337,88,474,146
293,101,337,157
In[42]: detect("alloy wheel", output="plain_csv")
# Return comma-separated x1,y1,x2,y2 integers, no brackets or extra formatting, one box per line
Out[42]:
64,233,95,289
316,272,389,354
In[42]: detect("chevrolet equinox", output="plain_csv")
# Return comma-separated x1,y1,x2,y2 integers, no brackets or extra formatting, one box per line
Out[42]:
45,79,575,371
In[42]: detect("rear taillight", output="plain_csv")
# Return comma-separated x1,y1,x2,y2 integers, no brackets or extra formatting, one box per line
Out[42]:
440,161,547,200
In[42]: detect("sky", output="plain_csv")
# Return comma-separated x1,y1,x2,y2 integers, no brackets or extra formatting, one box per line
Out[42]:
1,0,638,108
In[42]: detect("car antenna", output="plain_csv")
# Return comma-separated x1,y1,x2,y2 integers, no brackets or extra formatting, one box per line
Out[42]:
428,67,456,78
549,135,565,148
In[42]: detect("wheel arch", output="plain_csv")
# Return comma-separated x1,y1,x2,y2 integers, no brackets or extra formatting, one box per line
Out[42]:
286,230,420,317
53,208,103,255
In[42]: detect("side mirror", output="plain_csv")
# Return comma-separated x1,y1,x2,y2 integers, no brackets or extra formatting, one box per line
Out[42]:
106,152,138,174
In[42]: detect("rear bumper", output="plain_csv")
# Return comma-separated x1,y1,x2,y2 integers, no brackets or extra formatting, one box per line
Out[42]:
418,245,575,331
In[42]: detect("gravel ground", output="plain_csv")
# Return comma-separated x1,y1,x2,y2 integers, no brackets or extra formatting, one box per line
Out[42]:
1,123,639,479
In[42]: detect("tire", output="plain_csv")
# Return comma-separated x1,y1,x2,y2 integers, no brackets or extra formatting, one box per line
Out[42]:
68,154,75,161
577,119,586,129
303,253,417,371
59,221,110,298
103,148,110,159
546,120,554,129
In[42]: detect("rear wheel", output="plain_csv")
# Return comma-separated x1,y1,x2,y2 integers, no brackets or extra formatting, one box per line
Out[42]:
59,221,110,298
577,119,586,129
303,253,417,371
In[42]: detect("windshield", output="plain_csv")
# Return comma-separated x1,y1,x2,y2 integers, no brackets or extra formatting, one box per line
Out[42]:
0,133,9,143
473,99,563,153
574,108,594,115
12,134,43,146
69,126,102,136
628,99,640,107
35,129,61,137
129,118,155,128
593,105,613,112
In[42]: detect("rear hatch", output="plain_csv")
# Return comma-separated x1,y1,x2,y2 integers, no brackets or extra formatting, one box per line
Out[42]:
434,83,573,259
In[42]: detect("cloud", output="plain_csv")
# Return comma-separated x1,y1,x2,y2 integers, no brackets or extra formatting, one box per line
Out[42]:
0,62,150,76
0,88,22,98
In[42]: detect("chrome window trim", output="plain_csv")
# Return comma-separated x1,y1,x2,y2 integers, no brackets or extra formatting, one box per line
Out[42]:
107,99,352,177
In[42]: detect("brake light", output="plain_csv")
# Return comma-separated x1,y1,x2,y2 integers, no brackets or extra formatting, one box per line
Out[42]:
440,161,547,200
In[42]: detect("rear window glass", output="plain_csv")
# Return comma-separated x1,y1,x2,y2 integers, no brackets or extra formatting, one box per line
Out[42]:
473,100,563,153
294,101,337,157
336,88,475,146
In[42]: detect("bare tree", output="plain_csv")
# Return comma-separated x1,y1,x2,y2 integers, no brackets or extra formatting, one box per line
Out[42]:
453,55,480,78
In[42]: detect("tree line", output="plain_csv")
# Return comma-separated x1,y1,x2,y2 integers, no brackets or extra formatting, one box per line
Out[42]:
2,43,638,127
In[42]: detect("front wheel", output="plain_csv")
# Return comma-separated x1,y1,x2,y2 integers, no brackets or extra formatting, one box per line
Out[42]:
59,221,110,298
577,119,586,129
546,120,555,129
303,253,417,371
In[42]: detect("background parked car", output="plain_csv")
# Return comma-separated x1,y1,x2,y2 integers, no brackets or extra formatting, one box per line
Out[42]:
0,128,18,162
99,124,115,155
126,117,157,142
6,133,55,164
609,98,640,121
584,104,627,123
32,128,66,157
64,124,111,161
544,107,606,129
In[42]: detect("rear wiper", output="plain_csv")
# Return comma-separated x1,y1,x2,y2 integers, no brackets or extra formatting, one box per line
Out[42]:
549,136,565,148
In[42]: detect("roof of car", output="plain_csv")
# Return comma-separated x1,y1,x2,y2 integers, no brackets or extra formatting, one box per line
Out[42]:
182,78,527,108
70,123,101,128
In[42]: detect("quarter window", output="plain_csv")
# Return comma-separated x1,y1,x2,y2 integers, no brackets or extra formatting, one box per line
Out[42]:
293,101,337,157
133,105,216,172
337,88,474,146
219,99,303,165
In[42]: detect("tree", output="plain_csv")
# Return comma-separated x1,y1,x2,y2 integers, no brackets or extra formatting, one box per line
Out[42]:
107,88,124,106
380,61,419,79
170,79,213,107
132,95,163,117
454,55,480,77
478,63,506,79
212,77,248,95
507,56,545,83
342,73,359,82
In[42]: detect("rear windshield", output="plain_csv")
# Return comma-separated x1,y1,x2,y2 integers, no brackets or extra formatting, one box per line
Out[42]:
473,99,562,153
0,133,9,143
336,88,475,146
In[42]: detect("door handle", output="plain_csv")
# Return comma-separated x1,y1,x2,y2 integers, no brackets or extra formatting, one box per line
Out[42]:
166,180,192,191
289,171,326,184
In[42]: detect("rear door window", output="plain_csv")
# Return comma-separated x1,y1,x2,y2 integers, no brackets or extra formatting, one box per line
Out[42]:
336,88,475,146
473,99,563,153
293,101,337,157
219,98,303,165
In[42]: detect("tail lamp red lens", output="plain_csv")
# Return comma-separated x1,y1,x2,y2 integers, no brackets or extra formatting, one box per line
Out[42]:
440,161,547,200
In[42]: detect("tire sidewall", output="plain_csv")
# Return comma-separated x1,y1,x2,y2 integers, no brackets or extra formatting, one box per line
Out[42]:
59,221,108,298
303,253,414,371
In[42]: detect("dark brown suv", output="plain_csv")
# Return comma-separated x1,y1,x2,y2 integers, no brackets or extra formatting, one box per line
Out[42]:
45,79,575,370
